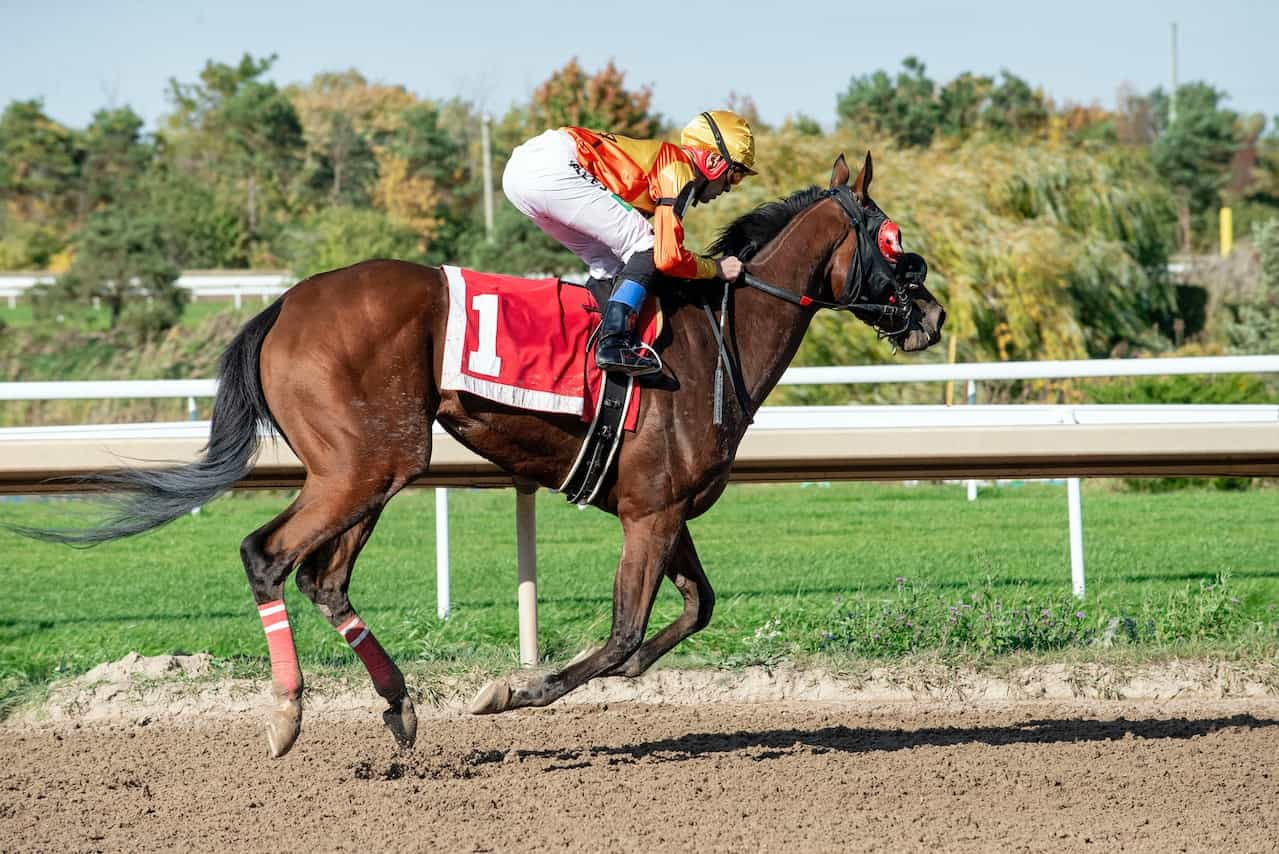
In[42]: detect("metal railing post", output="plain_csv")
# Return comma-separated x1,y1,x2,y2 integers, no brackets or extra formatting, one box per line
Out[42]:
189,396,202,516
967,379,978,501
435,487,451,620
515,485,539,667
1068,477,1085,599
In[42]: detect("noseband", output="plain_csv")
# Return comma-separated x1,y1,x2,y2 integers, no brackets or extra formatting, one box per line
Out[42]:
740,186,915,339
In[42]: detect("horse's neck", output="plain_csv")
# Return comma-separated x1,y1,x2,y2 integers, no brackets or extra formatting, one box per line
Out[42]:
730,204,839,410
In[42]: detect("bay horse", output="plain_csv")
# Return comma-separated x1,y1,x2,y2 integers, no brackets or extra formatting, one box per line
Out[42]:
14,153,943,757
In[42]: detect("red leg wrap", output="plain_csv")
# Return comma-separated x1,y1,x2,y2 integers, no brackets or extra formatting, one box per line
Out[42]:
336,615,401,699
258,600,301,698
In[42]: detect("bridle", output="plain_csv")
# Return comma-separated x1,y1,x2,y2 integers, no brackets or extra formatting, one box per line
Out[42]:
701,183,931,426
739,185,919,340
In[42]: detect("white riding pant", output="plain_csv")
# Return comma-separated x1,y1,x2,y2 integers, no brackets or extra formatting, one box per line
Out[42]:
502,129,655,281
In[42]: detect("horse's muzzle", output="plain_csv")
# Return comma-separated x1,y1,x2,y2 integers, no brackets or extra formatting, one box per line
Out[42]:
895,287,945,353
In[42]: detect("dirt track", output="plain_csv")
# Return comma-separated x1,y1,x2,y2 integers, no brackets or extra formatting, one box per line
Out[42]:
4,695,1278,853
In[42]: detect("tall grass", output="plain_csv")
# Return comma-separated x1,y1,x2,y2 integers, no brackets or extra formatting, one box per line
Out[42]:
681,129,1178,405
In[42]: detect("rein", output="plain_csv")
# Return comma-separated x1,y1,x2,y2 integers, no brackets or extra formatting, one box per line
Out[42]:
702,185,922,426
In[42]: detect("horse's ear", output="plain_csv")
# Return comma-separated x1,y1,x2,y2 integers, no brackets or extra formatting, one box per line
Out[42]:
829,154,850,189
851,150,873,201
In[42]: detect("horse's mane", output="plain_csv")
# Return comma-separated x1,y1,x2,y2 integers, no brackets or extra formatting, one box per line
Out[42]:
707,185,826,261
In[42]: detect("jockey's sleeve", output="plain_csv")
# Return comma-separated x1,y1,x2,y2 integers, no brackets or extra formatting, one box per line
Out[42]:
651,149,717,280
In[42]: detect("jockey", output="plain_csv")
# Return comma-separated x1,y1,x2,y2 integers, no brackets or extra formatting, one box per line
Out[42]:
502,110,756,376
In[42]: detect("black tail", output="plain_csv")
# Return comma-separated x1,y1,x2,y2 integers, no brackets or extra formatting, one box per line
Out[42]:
9,299,286,546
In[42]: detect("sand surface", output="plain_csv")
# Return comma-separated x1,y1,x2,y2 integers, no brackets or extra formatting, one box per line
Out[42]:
3,657,1278,852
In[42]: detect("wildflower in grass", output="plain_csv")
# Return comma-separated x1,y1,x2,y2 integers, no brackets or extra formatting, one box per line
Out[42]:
1075,611,1086,620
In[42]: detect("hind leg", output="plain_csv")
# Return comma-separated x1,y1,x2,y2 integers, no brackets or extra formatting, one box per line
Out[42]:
295,507,417,751
240,479,395,758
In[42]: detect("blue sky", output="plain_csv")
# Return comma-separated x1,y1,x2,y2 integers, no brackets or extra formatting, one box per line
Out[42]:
1,0,1275,131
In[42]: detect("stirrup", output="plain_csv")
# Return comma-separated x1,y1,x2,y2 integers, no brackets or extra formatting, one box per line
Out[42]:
597,342,662,377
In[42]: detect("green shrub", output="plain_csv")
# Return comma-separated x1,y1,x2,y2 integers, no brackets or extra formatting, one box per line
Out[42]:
277,206,424,278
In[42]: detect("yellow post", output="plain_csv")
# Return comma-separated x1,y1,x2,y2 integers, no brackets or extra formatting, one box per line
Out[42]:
1220,207,1233,257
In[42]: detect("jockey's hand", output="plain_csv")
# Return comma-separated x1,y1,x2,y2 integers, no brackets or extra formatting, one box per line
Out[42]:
716,256,744,282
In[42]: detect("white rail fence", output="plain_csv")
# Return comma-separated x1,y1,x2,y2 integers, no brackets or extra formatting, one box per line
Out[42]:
4,355,1279,665
0,272,292,310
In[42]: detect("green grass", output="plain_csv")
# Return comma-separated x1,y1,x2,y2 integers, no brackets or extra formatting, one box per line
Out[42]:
2,482,1277,708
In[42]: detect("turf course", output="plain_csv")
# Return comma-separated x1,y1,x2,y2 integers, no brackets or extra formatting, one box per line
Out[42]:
2,482,1277,702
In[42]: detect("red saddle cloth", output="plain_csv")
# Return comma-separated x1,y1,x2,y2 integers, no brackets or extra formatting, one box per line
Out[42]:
439,266,656,430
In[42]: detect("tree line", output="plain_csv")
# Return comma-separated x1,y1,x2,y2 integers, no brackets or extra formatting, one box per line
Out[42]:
1,54,1276,363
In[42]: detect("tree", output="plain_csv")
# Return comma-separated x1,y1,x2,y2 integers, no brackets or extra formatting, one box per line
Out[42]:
1223,218,1279,354
1150,82,1239,250
529,59,660,137
374,102,469,257
140,163,247,268
982,71,1049,135
38,205,184,340
726,91,770,133
167,54,305,241
288,70,416,208
782,113,823,136
937,72,994,138
1248,117,1279,209
836,57,940,147
838,62,1051,148
458,202,580,277
78,107,154,215
1114,82,1157,145
0,99,79,225
277,206,423,278
302,111,379,206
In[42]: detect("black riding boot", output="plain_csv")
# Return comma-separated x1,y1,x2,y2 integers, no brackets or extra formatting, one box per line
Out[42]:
595,301,660,376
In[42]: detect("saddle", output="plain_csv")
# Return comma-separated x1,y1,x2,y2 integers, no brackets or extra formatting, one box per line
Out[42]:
437,266,660,505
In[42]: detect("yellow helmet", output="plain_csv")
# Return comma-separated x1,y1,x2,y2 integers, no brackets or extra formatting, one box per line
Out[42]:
681,110,757,177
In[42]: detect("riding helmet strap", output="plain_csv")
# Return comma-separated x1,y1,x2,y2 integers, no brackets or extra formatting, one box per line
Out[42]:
700,112,737,171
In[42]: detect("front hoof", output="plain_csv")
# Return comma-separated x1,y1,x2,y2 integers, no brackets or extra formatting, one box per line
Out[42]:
266,700,302,758
382,696,418,751
467,679,513,715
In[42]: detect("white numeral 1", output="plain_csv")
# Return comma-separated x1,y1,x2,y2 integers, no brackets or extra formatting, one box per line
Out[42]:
467,293,503,377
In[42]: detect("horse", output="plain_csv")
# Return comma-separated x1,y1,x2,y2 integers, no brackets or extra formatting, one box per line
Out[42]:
12,152,944,758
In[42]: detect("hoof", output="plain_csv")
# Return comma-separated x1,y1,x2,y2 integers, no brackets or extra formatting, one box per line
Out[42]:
266,699,302,759
382,695,418,751
467,679,513,715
